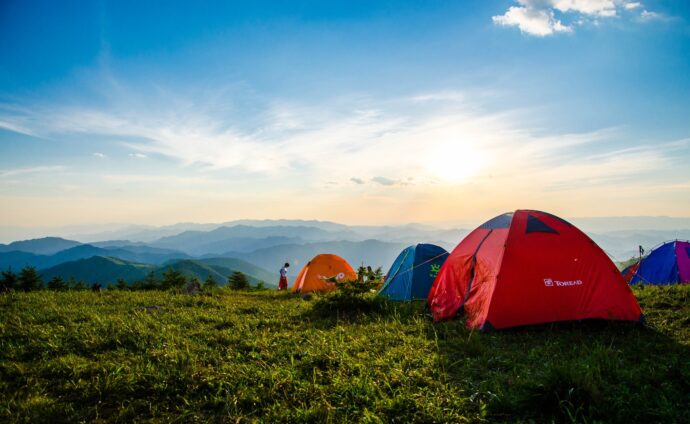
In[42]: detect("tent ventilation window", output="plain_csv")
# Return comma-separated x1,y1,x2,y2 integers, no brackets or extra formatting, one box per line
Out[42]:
525,214,559,234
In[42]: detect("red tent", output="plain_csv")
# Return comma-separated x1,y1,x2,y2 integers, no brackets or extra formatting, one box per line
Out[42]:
427,210,643,330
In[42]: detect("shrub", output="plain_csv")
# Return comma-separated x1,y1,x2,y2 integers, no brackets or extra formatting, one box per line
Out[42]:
47,276,68,291
228,271,250,290
70,280,88,291
136,272,159,290
115,278,128,290
160,268,186,290
0,269,18,291
203,275,219,291
18,266,43,291
334,277,380,298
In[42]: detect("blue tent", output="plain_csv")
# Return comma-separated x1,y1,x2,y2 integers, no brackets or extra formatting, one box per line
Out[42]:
628,240,690,285
378,243,449,301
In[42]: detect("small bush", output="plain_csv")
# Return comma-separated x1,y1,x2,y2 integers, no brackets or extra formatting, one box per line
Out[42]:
203,275,219,292
334,278,380,298
160,268,186,290
1,269,18,291
47,276,68,291
18,266,43,291
306,278,388,320
228,271,250,290
115,278,128,290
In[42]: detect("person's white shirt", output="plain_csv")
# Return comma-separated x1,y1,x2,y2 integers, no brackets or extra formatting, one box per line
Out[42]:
280,267,288,277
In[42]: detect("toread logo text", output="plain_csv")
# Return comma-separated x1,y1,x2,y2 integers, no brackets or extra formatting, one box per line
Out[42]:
544,278,583,287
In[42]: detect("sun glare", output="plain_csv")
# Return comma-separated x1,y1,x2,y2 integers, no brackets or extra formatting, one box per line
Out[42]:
425,140,485,183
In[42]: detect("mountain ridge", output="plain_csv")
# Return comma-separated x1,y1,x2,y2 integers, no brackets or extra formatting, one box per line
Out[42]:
0,237,82,255
39,256,276,287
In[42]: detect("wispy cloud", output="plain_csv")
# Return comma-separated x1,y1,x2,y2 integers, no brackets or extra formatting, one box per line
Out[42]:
0,119,38,137
93,152,106,158
0,165,65,178
371,176,398,186
0,76,683,199
410,91,466,103
101,173,214,185
640,10,659,20
638,9,672,22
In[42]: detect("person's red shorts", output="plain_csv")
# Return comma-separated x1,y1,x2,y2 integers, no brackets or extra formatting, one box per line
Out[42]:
278,276,288,290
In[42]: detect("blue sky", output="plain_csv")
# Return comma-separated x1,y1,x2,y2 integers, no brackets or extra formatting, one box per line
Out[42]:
1,0,689,230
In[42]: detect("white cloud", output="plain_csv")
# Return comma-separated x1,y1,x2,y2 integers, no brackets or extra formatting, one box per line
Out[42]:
493,5,572,36
640,10,662,21
93,152,106,158
551,0,617,17
493,1,658,36
128,153,147,159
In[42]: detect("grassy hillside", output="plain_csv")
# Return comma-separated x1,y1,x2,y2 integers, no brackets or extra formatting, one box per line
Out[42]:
0,285,688,422
155,259,275,287
39,256,275,286
195,257,276,284
40,256,155,284
154,259,232,284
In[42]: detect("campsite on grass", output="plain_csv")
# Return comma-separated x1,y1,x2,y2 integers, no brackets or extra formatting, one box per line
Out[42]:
2,210,689,422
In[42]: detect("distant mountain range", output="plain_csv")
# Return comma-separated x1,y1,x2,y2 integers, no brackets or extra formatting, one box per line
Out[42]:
61,219,363,243
588,230,690,260
60,219,464,245
222,239,409,272
150,224,360,255
0,237,81,255
2,219,690,286
0,243,191,271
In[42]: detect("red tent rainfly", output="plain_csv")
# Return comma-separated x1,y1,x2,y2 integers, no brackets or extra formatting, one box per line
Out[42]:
427,210,643,331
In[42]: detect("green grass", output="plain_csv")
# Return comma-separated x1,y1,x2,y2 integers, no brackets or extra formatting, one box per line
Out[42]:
0,285,688,423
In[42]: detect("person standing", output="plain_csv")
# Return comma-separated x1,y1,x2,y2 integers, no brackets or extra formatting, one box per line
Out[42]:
278,262,290,290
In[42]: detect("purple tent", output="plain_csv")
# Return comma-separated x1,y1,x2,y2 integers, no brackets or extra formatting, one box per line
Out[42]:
628,240,690,285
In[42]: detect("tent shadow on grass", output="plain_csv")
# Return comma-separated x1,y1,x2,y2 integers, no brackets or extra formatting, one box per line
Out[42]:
428,311,690,423
272,286,689,422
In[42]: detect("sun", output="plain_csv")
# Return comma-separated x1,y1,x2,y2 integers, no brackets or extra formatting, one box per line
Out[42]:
425,140,485,183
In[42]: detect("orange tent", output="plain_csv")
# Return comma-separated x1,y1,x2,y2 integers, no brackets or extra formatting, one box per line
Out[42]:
291,254,357,294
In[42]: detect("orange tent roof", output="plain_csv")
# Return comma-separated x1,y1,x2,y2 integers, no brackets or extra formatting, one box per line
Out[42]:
291,254,357,294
